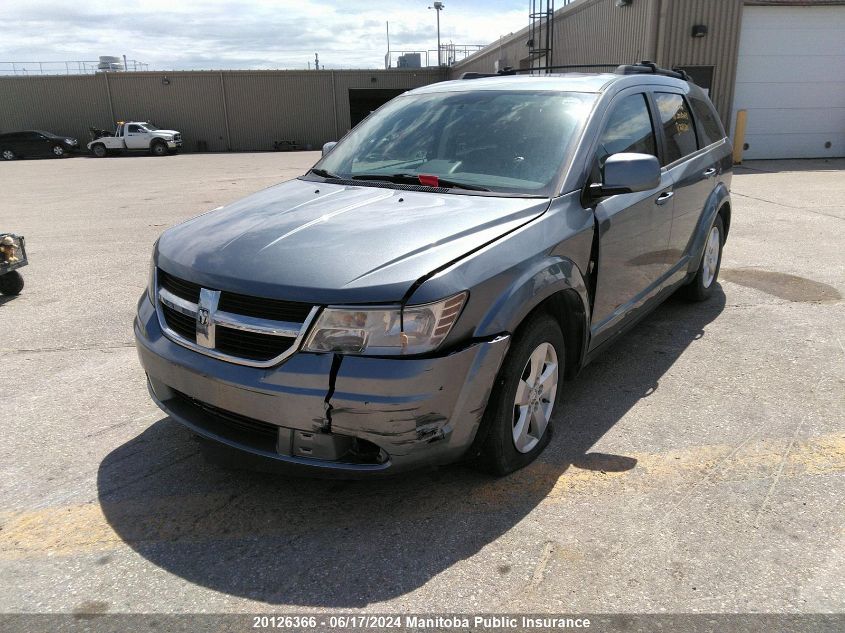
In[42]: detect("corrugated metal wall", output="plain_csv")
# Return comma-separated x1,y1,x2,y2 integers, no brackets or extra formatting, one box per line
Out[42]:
552,0,658,66
450,0,660,77
656,0,745,124
448,0,745,122
0,69,443,152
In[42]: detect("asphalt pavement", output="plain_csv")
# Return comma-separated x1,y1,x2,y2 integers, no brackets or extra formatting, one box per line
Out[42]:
0,152,842,615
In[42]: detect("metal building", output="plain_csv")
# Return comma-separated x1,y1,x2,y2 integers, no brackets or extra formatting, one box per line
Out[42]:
0,1,842,158
0,69,442,152
449,0,845,159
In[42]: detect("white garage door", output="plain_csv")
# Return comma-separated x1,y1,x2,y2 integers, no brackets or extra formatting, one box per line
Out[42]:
732,5,845,159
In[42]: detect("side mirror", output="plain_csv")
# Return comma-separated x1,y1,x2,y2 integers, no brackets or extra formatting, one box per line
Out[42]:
322,141,337,157
589,152,660,198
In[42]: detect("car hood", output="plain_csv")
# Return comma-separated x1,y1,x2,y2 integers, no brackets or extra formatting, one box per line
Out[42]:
156,178,550,304
153,130,179,136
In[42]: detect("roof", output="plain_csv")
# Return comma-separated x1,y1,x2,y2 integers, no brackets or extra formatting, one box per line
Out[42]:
408,73,620,94
408,70,693,95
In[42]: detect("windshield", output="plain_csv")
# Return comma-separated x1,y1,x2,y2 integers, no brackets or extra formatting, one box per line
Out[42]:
313,90,596,196
143,123,159,131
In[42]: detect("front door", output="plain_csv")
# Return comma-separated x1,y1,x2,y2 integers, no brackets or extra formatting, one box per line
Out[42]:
589,92,675,347
125,124,150,149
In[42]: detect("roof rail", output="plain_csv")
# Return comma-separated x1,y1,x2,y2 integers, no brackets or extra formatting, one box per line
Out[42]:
614,61,691,81
460,64,620,80
459,61,692,82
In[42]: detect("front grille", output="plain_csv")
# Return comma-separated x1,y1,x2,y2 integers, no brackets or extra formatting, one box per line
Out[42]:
216,326,296,362
173,390,278,452
161,304,197,342
157,268,314,366
218,291,312,322
159,270,200,302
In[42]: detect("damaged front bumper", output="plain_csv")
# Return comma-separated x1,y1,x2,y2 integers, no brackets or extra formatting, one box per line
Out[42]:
134,294,510,474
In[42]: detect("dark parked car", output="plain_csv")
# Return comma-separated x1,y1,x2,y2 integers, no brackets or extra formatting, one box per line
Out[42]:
136,63,732,476
0,130,79,160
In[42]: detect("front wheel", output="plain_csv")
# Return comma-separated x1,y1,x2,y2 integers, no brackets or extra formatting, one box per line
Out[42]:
1,149,15,161
51,145,66,157
476,312,564,475
151,142,168,156
681,214,724,302
0,271,24,295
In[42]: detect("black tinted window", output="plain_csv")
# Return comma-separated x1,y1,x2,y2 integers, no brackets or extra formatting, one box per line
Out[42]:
689,96,724,147
595,93,657,168
127,125,142,133
654,93,697,164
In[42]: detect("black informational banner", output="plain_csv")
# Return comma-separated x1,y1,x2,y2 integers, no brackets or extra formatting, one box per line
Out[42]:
0,614,842,633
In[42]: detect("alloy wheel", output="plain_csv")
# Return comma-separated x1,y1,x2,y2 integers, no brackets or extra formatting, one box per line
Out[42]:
512,342,558,453
702,225,721,288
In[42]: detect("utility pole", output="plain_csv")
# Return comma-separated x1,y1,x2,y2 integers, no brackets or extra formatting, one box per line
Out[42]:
429,2,444,66
315,52,320,70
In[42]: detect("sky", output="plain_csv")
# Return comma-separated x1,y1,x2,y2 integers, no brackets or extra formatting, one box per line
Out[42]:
0,0,531,71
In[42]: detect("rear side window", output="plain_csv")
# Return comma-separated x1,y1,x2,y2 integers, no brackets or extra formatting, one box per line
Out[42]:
689,96,725,147
654,93,697,164
595,93,657,168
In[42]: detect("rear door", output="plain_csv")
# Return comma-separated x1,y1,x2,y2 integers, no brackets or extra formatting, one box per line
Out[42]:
652,91,718,268
589,90,675,346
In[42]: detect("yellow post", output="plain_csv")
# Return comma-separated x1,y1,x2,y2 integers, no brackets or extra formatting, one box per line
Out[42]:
733,109,747,165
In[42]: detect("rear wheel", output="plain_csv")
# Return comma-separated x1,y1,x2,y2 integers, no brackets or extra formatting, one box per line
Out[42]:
92,143,107,158
1,149,15,161
681,214,724,302
0,271,24,295
51,145,66,157
151,141,168,156
476,312,564,475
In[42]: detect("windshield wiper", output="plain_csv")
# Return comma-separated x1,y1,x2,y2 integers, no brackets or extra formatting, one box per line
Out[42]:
352,173,489,191
308,168,341,179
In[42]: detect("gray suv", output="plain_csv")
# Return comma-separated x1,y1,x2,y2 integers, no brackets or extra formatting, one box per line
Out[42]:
135,64,732,476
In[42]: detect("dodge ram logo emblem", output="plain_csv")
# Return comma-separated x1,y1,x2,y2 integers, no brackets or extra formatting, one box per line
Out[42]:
195,288,221,349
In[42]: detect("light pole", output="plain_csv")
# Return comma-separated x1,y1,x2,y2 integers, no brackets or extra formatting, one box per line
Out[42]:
429,2,444,66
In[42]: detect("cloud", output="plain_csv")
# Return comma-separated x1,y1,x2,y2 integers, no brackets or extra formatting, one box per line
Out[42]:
0,0,527,71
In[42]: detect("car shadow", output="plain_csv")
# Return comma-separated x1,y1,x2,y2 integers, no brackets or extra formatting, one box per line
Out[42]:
97,287,725,607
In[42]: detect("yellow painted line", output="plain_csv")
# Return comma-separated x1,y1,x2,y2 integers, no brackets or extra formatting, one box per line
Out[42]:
1,433,843,560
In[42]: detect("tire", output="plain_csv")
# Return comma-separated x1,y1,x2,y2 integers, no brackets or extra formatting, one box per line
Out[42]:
1,149,15,161
151,141,168,156
681,214,724,302
0,270,24,295
476,312,565,475
92,144,107,158
51,145,66,158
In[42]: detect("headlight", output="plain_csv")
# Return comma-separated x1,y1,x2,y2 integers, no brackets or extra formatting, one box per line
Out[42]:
65,138,77,145
303,292,467,355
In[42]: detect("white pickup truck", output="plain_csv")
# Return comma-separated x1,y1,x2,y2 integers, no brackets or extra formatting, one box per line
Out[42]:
88,121,183,157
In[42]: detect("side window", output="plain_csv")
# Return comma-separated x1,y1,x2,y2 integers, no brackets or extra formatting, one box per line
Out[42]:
654,93,697,164
689,96,725,147
127,124,142,134
594,93,657,170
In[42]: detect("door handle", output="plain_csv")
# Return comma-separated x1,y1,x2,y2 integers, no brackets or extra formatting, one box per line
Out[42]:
703,167,717,177
655,191,674,205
